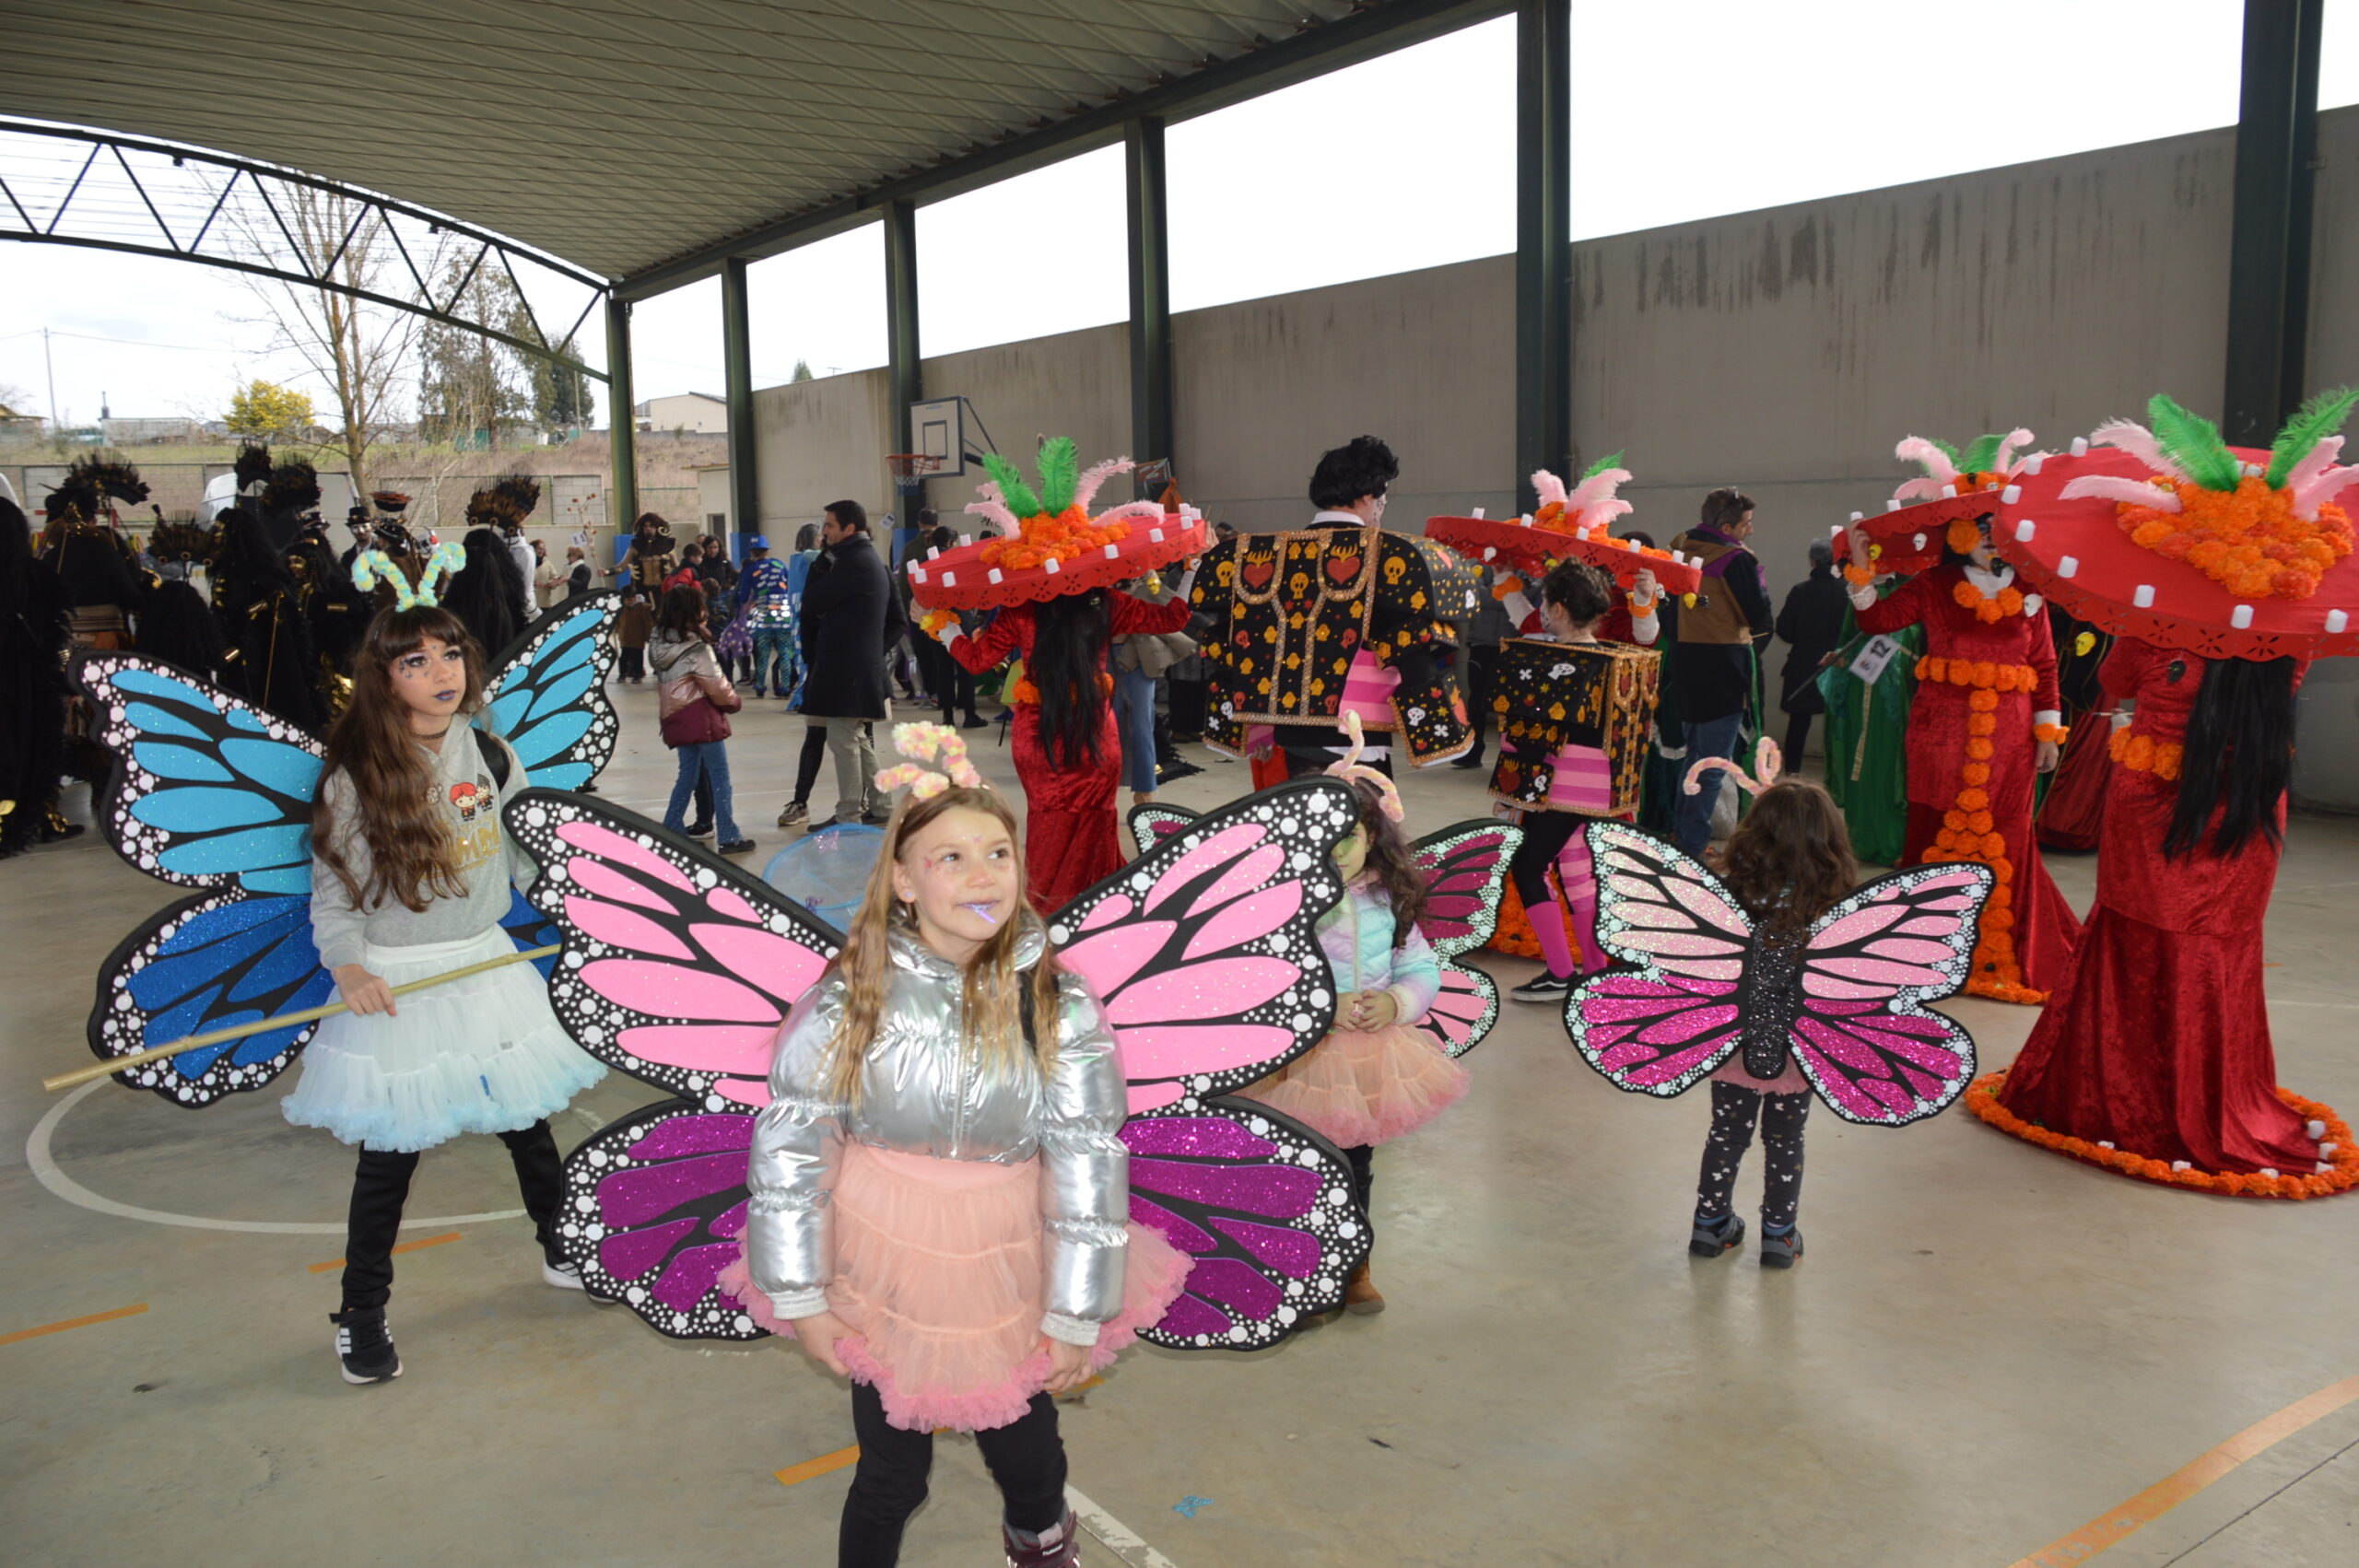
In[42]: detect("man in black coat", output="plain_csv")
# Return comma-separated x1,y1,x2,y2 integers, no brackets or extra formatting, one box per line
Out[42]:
1774,537,1850,766
797,498,905,825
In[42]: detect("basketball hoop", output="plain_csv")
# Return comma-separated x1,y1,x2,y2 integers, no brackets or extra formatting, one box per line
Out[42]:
886,453,945,495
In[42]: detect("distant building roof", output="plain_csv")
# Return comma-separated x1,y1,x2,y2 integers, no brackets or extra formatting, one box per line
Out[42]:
633,392,726,414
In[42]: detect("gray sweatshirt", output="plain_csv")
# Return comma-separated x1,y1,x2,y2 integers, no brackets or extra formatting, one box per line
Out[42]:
310,724,534,972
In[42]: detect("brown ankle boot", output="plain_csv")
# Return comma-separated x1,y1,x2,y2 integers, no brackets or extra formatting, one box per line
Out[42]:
1343,1260,1384,1316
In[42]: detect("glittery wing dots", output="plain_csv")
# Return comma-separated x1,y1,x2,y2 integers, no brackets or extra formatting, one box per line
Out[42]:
1124,1098,1369,1351
547,1098,770,1340
1787,862,1992,1127
482,591,623,790
1408,820,1520,1059
502,789,840,1109
1054,777,1357,1116
1125,802,1199,848
1565,821,1753,1095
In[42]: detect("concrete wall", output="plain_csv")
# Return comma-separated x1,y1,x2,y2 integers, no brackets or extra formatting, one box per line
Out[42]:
741,107,2359,807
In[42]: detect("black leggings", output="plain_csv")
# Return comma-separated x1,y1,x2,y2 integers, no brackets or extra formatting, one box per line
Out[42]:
1343,1143,1373,1242
793,723,827,806
341,1120,563,1311
1508,808,1582,907
1695,1081,1810,1232
840,1382,1066,1567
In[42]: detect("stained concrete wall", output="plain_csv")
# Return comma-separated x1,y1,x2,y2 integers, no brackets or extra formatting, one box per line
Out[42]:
740,107,2359,808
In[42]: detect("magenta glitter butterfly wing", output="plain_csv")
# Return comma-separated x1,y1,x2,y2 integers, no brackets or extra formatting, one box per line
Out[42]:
1409,821,1519,1059
1066,778,1356,1115
504,789,840,1109
1566,821,1754,1095
1786,862,1992,1127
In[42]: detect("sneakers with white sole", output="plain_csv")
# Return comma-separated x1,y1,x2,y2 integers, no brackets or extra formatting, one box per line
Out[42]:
542,1258,588,1291
1509,972,1574,1003
332,1306,401,1385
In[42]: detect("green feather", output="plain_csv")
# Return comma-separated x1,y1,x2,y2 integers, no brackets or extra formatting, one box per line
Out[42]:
2264,386,2359,487
1580,450,1625,480
1958,434,2003,474
1928,439,1962,468
1036,437,1079,514
2146,394,2242,491
981,452,1043,519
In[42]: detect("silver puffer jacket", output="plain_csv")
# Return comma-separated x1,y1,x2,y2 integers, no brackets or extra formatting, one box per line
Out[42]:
744,920,1131,1346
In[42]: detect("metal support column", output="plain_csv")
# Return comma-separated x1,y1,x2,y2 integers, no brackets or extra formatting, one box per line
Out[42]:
1126,117,1174,491
604,293,639,541
722,255,760,550
884,199,922,462
2222,0,2323,444
1514,0,1571,513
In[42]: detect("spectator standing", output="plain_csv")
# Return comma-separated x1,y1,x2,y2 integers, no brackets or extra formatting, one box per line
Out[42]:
1665,487,1773,857
1773,537,1849,765
615,588,653,683
532,539,561,611
795,500,905,827
563,544,593,602
651,584,752,856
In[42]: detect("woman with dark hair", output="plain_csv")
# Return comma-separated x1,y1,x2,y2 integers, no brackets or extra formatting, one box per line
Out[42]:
443,528,522,666
0,496,75,856
1997,645,2320,1175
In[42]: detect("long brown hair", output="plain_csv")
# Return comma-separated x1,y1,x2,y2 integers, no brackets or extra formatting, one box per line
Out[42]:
819,786,1063,1107
1716,777,1859,933
312,605,488,912
1344,778,1427,943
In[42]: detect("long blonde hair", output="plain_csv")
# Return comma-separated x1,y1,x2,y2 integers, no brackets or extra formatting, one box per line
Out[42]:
820,787,1063,1107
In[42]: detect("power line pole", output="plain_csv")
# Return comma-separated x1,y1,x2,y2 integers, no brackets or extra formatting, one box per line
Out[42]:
43,326,59,431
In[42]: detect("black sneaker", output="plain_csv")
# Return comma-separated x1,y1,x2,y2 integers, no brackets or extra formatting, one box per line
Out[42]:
332,1306,401,1385
1450,753,1486,769
718,837,757,857
683,821,714,839
960,713,990,730
1509,972,1574,1003
1690,1211,1745,1259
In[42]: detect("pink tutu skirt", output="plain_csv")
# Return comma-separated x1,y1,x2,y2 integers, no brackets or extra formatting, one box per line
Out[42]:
720,1141,1191,1433
1236,1024,1469,1149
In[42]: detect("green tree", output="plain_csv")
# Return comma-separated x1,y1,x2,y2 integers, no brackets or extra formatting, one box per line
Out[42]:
791,358,815,382
225,379,315,439
531,352,593,434
416,257,532,448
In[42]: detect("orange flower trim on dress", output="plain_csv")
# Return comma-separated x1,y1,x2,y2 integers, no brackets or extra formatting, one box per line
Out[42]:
1951,577,2026,625
2108,726,2184,780
1966,1074,2359,1199
1842,562,1875,588
1917,657,2045,1003
2033,721,2070,745
979,505,1129,570
1009,671,1116,707
918,607,957,639
2116,476,2354,601
1944,517,1985,555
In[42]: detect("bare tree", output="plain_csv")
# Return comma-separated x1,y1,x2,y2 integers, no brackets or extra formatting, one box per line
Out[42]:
218,181,444,496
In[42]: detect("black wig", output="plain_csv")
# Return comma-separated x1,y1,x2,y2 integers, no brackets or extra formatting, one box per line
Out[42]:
1032,590,1114,767
2165,654,2298,860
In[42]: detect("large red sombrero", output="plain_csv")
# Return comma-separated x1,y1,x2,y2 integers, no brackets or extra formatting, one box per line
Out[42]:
1426,462,1702,599
1996,439,2359,662
906,439,1210,613
1848,431,2042,576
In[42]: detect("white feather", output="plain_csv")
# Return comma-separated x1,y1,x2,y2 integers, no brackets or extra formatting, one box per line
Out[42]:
2086,419,2189,482
1894,437,1959,484
2059,474,2180,512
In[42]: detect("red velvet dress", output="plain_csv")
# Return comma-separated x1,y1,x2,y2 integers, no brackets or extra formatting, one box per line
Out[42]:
1998,640,2320,1174
1853,565,2080,1001
950,593,1191,913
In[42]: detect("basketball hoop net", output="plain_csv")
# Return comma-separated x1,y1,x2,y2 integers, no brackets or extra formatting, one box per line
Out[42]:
886,453,945,494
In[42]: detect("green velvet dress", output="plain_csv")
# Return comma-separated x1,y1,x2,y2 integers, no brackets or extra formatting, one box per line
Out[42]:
1814,600,1919,868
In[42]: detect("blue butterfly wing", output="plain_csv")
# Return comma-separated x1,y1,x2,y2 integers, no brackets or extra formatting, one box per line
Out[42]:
500,887,562,979
76,653,322,896
89,890,335,1104
485,593,621,790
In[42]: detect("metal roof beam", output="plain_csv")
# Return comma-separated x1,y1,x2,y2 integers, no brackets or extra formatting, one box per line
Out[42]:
615,0,1513,301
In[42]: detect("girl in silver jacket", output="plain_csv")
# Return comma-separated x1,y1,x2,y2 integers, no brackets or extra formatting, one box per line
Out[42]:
743,756,1189,1568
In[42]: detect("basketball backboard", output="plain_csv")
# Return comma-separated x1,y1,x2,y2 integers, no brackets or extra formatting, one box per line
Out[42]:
907,396,968,477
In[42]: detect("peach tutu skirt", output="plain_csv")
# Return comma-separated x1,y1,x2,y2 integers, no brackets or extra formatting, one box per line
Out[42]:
720,1141,1191,1433
1236,1024,1469,1150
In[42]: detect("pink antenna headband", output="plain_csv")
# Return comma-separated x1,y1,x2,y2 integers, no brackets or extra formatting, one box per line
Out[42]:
1325,712,1404,822
1682,737,1785,799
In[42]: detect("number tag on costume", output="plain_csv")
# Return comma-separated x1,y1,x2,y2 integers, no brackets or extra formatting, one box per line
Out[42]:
1848,634,1904,685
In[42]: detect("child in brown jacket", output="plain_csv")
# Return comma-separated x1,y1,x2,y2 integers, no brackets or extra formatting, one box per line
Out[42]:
616,589,654,683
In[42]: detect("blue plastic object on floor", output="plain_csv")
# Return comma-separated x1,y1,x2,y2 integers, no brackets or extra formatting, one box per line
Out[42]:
759,825,885,930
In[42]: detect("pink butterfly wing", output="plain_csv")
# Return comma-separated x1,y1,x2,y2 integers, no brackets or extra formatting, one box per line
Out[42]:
1788,863,1992,1126
1072,780,1358,1116
1412,822,1520,956
1567,822,1747,1094
506,791,841,1110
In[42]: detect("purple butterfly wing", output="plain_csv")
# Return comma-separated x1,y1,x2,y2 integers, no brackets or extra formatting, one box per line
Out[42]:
552,1098,769,1340
1123,1097,1368,1350
1126,802,1197,848
1788,862,1992,1127
1062,778,1356,1117
504,789,840,1110
1408,821,1520,1059
1566,821,1752,1095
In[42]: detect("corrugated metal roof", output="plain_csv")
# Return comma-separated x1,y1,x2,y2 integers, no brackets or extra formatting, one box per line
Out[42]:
1,0,1365,281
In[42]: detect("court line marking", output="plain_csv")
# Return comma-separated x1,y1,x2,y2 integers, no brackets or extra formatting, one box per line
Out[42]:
775,1444,860,1489
0,1303,149,1346
2005,1372,2359,1567
1067,1485,1180,1568
28,1079,525,1235
308,1231,463,1273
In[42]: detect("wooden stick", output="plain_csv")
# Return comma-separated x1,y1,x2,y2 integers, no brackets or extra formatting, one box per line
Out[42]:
44,943,563,1093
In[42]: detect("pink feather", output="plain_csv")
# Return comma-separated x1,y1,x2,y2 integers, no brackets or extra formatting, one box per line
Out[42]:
1894,437,1959,484
963,481,1019,535
2059,474,2181,512
1530,468,1569,509
1072,457,1133,514
2293,463,2359,521
1563,467,1629,515
1993,427,2036,474
1573,497,1635,532
2087,419,2189,481
2285,435,2342,498
1093,499,1166,528
1890,475,1949,503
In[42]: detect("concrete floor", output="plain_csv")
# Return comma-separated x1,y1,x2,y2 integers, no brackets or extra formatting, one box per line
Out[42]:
4,679,2354,1568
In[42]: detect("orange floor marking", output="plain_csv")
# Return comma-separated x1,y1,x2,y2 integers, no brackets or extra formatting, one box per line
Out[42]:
0,1303,149,1345
776,1445,861,1488
2007,1372,2359,1566
307,1231,464,1273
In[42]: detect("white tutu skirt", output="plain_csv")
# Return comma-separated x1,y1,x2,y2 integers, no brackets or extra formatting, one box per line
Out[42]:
281,926,605,1153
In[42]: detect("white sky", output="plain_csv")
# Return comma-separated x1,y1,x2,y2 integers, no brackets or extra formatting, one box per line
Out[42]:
6,1,2358,427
